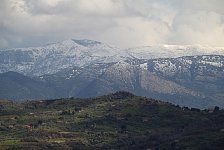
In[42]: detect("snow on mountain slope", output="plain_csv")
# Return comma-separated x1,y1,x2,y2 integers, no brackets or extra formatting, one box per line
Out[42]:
146,55,224,78
1,39,224,76
0,39,125,76
1,55,224,108
126,45,224,59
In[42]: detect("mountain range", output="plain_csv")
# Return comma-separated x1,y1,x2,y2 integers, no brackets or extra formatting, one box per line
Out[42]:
1,39,224,76
0,39,224,108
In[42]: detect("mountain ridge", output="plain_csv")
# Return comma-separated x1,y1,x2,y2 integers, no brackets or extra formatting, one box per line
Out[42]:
1,39,224,76
1,39,224,108
1,54,224,108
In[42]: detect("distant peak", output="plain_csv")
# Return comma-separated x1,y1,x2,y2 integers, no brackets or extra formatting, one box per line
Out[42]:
72,39,102,47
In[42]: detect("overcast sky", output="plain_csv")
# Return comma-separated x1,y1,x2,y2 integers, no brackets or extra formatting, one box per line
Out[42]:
1,0,224,49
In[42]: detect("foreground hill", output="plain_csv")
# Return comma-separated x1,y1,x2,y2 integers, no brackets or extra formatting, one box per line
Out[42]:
0,92,224,150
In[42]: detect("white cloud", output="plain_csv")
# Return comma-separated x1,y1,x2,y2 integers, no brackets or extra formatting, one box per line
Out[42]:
168,11,224,46
0,0,224,49
100,16,170,48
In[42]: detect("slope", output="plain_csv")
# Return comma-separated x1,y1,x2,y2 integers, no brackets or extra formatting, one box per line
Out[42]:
1,39,224,76
0,92,224,150
0,71,57,100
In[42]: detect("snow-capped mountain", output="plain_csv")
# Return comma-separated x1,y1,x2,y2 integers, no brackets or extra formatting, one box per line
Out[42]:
42,55,224,108
125,45,224,59
0,39,126,76
1,39,224,76
1,55,224,108
146,55,224,78
1,39,224,108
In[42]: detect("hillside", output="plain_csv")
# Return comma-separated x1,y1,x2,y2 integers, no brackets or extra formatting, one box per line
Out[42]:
0,92,224,150
0,71,58,100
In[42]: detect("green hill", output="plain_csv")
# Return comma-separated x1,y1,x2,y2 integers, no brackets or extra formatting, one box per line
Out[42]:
0,92,224,150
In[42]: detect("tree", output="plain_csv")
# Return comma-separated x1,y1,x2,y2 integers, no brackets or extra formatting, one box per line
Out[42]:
214,106,219,112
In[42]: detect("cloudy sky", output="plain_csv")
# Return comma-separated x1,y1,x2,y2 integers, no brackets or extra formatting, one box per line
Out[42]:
1,0,224,49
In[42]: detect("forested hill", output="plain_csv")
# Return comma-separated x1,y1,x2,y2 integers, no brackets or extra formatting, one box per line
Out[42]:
0,91,224,150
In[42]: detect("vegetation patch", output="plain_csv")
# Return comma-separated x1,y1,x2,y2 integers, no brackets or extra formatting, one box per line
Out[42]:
0,92,224,149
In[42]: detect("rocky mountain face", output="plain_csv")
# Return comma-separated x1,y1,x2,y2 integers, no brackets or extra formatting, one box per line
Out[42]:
37,56,224,108
0,39,224,108
146,55,224,107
